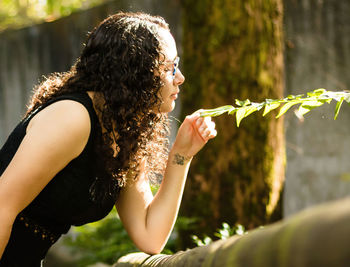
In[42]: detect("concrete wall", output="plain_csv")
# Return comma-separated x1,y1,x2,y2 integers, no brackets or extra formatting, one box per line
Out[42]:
283,0,350,216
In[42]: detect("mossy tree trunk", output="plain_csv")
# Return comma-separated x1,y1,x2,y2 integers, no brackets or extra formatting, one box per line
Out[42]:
178,0,285,248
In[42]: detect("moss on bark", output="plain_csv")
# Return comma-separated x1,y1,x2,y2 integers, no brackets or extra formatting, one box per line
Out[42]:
178,0,285,248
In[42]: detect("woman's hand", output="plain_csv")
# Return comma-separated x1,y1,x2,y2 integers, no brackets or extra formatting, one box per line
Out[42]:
172,111,217,158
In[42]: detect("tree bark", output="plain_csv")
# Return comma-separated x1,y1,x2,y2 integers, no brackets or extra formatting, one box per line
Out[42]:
113,197,350,267
178,0,285,248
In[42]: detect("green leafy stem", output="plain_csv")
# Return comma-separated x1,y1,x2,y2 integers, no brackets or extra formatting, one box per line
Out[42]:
199,89,350,127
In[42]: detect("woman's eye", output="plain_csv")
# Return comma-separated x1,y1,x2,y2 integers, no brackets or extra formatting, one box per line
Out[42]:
164,66,173,72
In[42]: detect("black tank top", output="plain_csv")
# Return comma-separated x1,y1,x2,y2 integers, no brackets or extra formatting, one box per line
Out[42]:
0,92,119,266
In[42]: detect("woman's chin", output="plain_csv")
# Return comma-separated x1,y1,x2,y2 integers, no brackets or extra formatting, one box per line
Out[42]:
159,101,175,113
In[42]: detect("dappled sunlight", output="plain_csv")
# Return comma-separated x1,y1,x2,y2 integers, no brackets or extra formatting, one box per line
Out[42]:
0,0,109,31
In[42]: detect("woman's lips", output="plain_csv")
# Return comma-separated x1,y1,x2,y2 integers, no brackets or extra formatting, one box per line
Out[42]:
171,91,180,99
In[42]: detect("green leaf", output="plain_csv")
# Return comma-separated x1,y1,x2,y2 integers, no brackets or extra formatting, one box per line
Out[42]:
200,105,234,117
228,108,237,115
286,94,303,100
276,101,300,118
342,92,350,103
298,106,311,116
324,98,332,104
334,97,344,120
252,102,265,111
307,88,326,97
236,108,246,127
245,106,258,117
235,99,250,107
298,100,326,116
326,91,345,102
263,102,281,116
235,105,258,127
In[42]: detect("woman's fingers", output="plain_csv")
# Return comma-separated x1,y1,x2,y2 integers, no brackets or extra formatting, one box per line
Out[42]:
195,116,217,141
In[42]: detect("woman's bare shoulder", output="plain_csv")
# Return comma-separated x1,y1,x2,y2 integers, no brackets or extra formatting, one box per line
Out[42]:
26,99,92,158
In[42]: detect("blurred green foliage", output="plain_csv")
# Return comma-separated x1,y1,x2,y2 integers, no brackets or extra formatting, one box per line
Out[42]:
64,208,137,266
192,223,247,247
64,207,198,266
0,0,108,32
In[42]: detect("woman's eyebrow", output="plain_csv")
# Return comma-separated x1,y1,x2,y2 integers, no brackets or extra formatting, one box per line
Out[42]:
166,56,178,63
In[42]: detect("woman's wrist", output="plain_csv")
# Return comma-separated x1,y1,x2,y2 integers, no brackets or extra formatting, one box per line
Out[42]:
169,149,193,166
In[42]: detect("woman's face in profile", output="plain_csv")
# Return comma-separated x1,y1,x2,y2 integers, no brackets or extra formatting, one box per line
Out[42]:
156,29,185,113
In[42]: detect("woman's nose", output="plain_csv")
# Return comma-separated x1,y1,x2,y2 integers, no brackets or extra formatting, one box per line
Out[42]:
174,69,185,85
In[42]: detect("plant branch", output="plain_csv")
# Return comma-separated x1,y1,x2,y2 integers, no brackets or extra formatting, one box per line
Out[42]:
199,89,350,127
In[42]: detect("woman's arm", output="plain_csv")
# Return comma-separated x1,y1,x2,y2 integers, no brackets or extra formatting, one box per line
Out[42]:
116,112,216,254
0,100,91,258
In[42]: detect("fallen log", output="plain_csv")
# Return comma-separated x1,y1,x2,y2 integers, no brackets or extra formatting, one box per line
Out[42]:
113,197,350,267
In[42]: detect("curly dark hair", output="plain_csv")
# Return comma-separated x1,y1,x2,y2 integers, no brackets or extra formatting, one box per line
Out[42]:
25,12,171,195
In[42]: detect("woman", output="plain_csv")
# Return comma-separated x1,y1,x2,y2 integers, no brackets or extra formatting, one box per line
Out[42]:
0,12,216,266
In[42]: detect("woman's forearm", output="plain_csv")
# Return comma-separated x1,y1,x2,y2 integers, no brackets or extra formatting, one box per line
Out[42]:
143,114,216,250
0,211,15,259
144,149,192,251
